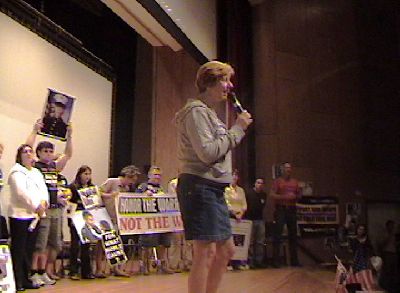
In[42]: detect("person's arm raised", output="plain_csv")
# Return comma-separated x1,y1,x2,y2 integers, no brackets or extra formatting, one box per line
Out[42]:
56,124,72,171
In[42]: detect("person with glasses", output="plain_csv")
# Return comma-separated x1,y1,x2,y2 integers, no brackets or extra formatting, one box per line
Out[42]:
25,119,73,286
8,144,49,291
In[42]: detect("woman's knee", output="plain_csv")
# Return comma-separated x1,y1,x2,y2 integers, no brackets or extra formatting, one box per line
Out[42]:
193,241,216,262
216,240,235,262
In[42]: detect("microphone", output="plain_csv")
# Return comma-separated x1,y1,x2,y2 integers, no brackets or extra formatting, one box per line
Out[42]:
228,92,245,114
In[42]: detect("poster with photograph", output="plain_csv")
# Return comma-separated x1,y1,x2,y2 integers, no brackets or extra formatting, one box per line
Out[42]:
71,208,114,244
38,88,75,141
230,219,252,261
0,245,15,293
77,185,103,210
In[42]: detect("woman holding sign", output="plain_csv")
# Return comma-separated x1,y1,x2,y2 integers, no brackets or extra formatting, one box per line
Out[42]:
175,61,252,293
68,165,96,280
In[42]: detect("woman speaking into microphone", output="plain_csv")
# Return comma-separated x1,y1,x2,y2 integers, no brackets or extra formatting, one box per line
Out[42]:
175,61,252,293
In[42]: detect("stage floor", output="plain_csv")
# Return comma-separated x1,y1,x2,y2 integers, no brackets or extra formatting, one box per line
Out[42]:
37,266,335,293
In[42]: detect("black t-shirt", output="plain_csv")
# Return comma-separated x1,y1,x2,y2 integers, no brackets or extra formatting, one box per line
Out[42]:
244,189,267,220
35,160,58,205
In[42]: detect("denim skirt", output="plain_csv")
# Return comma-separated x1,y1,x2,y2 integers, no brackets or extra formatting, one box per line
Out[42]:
177,173,231,241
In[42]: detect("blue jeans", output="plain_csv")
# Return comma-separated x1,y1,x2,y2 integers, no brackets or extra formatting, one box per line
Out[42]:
248,220,265,266
272,205,299,265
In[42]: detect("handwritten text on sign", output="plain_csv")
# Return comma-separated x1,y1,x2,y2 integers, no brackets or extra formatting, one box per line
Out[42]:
116,193,184,235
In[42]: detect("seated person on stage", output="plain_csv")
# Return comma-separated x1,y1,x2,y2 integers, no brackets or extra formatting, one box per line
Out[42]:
136,166,174,275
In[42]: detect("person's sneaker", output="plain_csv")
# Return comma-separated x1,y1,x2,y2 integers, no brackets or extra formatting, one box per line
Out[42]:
40,273,56,285
22,281,40,290
82,274,96,279
70,273,80,280
30,273,45,287
227,265,233,271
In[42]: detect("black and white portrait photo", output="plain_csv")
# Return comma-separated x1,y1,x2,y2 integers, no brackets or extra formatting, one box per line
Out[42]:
38,89,75,141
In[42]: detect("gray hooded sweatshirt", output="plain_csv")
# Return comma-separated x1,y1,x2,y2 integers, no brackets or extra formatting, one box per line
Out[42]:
175,99,245,184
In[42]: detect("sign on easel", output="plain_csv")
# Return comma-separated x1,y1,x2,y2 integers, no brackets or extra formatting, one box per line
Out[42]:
0,245,15,293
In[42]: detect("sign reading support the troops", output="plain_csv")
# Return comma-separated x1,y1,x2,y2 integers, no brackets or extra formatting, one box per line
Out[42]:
116,193,184,235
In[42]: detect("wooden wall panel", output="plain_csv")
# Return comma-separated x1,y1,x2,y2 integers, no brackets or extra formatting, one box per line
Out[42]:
152,47,199,188
252,0,368,214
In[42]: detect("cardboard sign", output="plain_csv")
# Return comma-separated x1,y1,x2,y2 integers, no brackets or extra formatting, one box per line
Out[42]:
71,208,114,244
297,197,339,225
102,231,127,266
297,196,339,234
0,245,15,293
230,219,252,261
77,185,103,210
116,193,184,235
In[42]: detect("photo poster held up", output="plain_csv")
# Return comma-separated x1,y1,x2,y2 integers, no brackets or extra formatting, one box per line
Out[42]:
230,219,252,261
38,88,75,141
0,244,16,293
77,185,103,210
